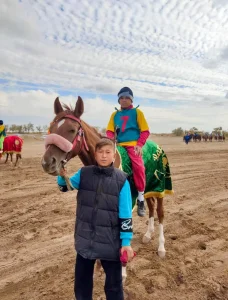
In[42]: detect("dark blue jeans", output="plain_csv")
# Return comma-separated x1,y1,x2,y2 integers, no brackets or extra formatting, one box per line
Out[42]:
74,254,124,300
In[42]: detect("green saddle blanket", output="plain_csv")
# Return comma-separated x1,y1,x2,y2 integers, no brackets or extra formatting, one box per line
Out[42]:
117,140,173,207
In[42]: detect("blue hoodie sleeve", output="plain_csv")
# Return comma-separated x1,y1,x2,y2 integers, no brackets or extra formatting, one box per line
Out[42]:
119,179,133,247
57,169,81,191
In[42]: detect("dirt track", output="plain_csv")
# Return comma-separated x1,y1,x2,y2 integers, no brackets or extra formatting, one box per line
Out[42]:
0,136,228,300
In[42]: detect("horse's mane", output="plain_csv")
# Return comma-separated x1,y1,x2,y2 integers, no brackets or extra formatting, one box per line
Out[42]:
62,103,102,138
62,103,74,112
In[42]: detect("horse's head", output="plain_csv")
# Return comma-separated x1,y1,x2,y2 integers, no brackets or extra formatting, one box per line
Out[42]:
41,96,85,175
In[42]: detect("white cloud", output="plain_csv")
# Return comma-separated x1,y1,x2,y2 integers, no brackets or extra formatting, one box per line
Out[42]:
1,0,228,131
212,0,228,7
0,0,41,40
1,90,228,133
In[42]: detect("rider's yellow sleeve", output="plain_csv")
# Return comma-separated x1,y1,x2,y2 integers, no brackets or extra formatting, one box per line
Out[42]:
106,111,117,132
136,108,149,132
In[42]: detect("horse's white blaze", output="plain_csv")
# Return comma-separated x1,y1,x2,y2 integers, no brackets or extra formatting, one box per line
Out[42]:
144,217,154,239
158,223,166,257
57,119,65,128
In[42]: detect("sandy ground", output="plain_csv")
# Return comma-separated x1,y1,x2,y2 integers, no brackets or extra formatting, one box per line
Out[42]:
0,136,228,300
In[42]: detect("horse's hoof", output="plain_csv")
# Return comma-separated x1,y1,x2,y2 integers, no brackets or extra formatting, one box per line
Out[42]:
158,250,166,258
142,235,151,244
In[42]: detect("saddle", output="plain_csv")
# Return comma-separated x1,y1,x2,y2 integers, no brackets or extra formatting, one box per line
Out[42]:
114,140,173,207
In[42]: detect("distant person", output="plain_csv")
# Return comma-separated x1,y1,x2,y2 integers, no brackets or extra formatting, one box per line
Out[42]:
0,120,6,159
219,129,223,137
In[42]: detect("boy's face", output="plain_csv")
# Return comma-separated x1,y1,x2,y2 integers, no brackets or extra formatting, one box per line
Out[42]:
119,96,132,108
95,145,116,167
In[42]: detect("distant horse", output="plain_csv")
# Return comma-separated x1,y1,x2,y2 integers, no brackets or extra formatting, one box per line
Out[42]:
193,134,201,142
202,134,209,142
215,134,225,142
218,135,225,142
209,134,213,142
3,135,23,166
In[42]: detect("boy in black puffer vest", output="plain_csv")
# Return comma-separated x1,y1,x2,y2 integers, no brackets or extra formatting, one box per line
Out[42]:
57,138,134,300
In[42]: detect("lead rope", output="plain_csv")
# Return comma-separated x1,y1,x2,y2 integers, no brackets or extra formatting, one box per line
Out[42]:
60,126,89,191
61,159,75,191
114,126,120,154
63,174,75,191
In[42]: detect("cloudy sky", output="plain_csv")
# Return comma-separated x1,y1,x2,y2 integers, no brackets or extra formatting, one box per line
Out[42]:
1,0,228,133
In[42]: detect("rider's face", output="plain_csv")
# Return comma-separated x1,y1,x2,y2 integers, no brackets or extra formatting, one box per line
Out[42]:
119,96,132,108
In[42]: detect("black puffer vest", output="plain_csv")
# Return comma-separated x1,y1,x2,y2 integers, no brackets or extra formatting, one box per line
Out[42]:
75,165,127,261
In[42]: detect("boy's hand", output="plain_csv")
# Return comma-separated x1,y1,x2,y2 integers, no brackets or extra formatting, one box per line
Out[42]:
59,168,67,177
134,145,142,156
120,246,135,262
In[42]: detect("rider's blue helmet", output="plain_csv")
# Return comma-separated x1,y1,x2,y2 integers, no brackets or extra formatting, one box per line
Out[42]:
118,87,133,103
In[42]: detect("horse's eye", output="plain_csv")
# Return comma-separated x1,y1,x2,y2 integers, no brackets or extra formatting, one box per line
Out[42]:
70,129,76,134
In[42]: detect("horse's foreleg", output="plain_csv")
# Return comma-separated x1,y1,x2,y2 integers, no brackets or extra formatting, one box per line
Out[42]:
157,197,166,258
142,197,155,244
10,153,13,165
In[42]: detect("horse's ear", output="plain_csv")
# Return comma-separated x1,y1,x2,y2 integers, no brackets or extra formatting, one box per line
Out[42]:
74,96,84,118
54,97,64,115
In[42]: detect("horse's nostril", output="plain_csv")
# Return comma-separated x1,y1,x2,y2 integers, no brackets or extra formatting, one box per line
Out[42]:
52,157,56,165
41,156,57,171
41,159,47,167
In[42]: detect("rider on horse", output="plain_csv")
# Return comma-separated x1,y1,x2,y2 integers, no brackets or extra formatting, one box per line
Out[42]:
184,131,192,144
219,129,223,137
0,120,6,159
106,87,150,217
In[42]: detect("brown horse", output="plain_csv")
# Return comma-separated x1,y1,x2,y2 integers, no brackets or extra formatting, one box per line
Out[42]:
41,97,172,278
218,135,225,142
3,135,23,166
214,134,225,142
193,134,201,142
202,134,209,142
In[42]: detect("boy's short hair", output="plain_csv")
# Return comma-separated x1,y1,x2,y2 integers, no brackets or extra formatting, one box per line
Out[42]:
95,138,115,151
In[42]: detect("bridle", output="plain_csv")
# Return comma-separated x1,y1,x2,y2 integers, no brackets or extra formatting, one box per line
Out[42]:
51,114,89,164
